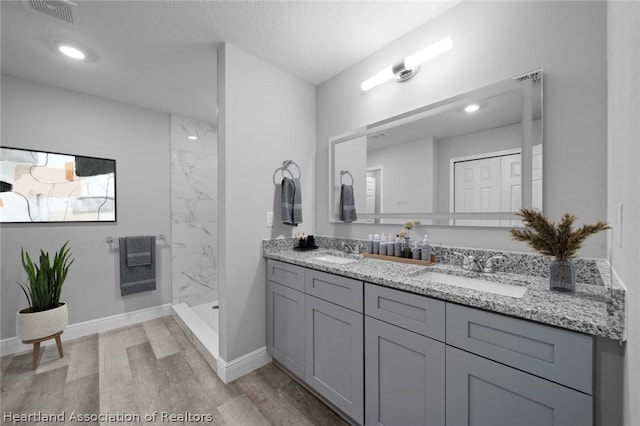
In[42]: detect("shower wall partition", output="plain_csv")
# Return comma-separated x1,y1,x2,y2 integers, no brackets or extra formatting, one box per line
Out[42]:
170,114,219,362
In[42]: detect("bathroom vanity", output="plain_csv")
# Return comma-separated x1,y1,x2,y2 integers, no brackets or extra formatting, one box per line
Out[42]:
264,239,625,426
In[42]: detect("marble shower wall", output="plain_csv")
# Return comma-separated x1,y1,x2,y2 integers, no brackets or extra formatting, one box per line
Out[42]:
170,115,218,306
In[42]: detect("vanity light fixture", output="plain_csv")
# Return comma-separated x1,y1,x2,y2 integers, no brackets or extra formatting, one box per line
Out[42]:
464,104,480,113
361,36,452,92
58,44,86,60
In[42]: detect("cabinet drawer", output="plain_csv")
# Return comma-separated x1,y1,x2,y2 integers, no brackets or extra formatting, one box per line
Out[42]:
305,269,363,312
266,259,304,292
365,284,445,342
446,303,593,394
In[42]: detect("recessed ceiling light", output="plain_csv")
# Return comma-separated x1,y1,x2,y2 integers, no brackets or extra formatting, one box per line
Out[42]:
464,104,480,113
187,135,198,140
58,44,86,60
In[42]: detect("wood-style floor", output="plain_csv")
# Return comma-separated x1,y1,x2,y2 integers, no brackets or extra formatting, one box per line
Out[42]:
0,316,347,425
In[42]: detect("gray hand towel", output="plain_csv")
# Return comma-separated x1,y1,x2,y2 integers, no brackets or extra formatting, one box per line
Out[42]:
282,177,303,226
340,184,358,223
119,236,156,296
126,236,151,267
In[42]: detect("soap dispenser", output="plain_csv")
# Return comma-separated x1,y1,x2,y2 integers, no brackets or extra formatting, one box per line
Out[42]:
379,233,388,256
373,234,380,254
387,235,395,257
394,235,402,257
421,234,432,262
366,234,374,254
412,241,421,259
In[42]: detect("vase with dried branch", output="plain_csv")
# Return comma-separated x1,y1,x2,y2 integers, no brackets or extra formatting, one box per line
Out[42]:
510,208,609,292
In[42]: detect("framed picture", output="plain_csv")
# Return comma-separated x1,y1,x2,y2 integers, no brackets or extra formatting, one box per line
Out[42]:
0,146,116,223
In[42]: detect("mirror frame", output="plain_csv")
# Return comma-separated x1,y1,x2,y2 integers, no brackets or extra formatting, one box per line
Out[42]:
328,70,543,227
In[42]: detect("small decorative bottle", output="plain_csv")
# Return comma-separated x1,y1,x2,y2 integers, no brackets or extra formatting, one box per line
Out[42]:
394,235,402,258
412,242,421,259
379,233,388,256
421,234,432,262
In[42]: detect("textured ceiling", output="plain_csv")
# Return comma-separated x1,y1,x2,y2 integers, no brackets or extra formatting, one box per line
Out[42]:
1,1,458,123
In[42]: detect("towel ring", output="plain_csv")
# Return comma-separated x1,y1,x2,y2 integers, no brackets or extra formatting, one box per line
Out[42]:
272,166,295,185
273,160,301,185
340,170,354,185
282,160,301,179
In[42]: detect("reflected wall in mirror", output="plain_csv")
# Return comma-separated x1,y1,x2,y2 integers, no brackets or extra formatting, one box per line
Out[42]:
329,70,542,227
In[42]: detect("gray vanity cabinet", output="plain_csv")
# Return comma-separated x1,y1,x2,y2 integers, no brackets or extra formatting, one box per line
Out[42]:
266,280,306,378
446,346,593,426
305,294,364,424
364,316,445,426
266,260,364,424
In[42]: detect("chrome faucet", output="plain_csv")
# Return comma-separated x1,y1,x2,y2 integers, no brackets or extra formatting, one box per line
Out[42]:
341,242,362,254
483,255,508,273
453,253,508,273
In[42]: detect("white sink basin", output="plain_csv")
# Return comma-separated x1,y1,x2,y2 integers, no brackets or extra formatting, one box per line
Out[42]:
312,255,357,265
418,271,527,298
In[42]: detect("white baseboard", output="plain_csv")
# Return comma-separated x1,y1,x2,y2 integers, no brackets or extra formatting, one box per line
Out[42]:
216,346,272,383
0,303,171,356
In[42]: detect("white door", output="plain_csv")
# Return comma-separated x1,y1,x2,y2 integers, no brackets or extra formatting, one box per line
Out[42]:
364,176,376,224
500,154,522,226
532,144,543,209
454,156,501,226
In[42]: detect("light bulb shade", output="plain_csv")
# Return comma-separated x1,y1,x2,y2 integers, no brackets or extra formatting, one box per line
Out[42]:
361,66,394,91
404,37,452,70
464,104,480,113
58,45,86,60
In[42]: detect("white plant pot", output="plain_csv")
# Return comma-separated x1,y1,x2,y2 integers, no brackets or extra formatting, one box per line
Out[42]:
16,302,68,342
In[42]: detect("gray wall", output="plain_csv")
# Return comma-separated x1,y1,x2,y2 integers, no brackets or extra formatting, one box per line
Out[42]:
607,2,640,425
368,137,436,214
0,75,172,339
316,1,607,257
218,44,316,362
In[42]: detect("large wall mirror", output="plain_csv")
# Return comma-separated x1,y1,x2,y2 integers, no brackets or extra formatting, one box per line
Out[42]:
329,70,542,227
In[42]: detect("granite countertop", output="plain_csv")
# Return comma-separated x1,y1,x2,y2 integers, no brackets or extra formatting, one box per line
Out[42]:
263,239,625,341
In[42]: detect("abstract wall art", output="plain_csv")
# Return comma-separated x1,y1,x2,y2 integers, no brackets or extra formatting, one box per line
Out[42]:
0,147,116,223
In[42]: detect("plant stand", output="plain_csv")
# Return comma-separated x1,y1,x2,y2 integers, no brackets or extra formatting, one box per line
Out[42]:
23,331,64,370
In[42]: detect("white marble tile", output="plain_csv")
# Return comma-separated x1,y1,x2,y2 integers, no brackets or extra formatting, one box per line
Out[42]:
171,116,218,307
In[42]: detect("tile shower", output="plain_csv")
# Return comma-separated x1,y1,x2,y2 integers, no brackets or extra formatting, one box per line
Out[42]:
170,115,219,361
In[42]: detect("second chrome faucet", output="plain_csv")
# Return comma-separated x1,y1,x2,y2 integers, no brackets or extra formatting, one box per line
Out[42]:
453,253,508,273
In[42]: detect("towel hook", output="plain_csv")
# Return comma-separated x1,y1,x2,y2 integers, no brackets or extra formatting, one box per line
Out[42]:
282,160,301,179
273,159,301,185
340,170,354,185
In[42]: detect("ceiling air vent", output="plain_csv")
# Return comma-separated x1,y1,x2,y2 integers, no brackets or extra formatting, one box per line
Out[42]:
25,0,79,25
369,132,389,140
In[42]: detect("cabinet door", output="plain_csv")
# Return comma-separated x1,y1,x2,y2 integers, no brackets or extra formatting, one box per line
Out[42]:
365,316,445,426
446,346,593,426
305,295,363,424
267,281,305,378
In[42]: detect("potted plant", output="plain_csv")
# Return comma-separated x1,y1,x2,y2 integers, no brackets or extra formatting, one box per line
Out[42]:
16,241,74,341
510,208,609,292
